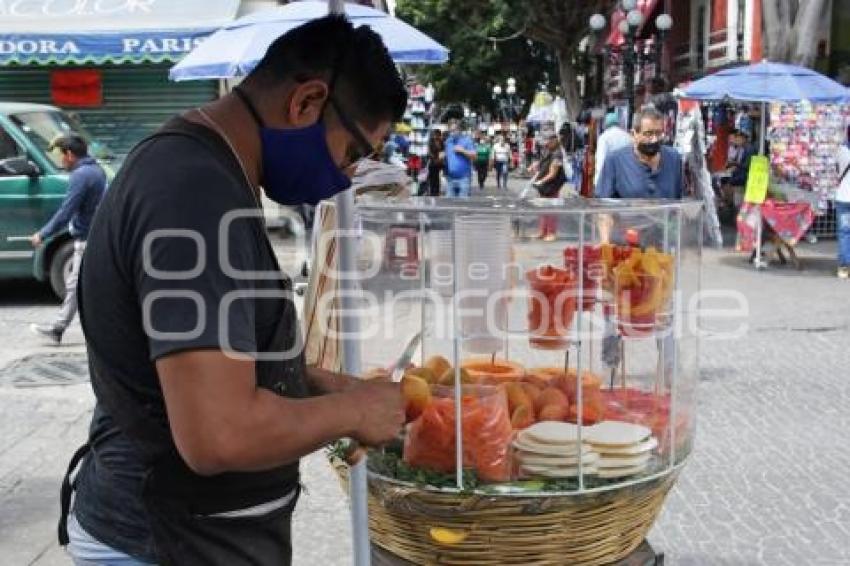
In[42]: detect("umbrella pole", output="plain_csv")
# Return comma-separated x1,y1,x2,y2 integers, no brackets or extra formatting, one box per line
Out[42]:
755,101,768,269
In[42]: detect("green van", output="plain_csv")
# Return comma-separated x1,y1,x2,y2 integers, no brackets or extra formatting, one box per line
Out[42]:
0,102,114,298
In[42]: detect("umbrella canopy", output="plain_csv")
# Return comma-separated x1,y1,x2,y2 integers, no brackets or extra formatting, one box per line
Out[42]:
169,0,448,81
681,61,850,103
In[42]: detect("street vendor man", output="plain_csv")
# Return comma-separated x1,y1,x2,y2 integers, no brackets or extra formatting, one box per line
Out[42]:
595,106,683,243
59,16,407,566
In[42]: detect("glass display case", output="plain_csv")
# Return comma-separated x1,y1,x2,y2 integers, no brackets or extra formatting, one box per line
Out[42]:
338,196,702,563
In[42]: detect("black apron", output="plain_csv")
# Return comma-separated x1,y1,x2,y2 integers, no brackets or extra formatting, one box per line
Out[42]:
58,119,311,565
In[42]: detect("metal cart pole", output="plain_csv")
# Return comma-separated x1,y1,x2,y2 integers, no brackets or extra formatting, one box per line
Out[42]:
329,3,369,565
336,184,371,566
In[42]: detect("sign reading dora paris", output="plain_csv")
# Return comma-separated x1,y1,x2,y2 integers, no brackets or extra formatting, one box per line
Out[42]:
0,33,207,60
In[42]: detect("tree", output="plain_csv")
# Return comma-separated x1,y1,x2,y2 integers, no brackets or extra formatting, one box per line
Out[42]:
506,0,615,120
761,0,830,67
396,0,616,121
394,0,558,120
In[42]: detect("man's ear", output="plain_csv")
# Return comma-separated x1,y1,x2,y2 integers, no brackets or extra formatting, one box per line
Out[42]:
287,79,329,127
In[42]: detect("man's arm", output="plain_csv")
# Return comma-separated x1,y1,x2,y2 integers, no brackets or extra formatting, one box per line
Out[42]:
306,365,363,394
37,172,86,240
156,350,404,476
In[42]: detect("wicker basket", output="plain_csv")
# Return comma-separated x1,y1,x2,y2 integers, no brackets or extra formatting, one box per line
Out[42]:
332,459,679,566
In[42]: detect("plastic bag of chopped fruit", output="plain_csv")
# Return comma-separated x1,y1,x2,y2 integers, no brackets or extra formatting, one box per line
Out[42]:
403,384,514,483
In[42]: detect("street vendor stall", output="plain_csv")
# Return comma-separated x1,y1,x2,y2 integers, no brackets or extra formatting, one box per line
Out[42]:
681,61,850,269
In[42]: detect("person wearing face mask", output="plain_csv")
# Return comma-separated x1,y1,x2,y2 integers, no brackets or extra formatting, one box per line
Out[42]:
595,106,683,200
595,106,683,243
443,118,476,197
58,16,407,566
723,129,757,207
532,133,567,241
493,135,511,190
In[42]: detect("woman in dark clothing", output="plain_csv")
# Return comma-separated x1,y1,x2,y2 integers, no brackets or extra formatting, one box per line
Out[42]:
532,134,566,241
427,129,445,196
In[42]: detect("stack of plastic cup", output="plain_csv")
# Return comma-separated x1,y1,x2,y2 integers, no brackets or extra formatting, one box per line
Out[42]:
429,230,454,297
454,215,513,353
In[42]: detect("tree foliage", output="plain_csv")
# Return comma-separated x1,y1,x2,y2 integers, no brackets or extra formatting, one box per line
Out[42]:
395,0,558,120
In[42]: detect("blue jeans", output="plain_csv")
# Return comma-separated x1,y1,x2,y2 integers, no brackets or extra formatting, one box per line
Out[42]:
446,176,471,197
837,201,850,266
494,161,509,189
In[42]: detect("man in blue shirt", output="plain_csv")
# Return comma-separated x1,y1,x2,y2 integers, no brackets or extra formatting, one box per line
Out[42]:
595,106,683,200
443,119,476,197
595,106,683,244
30,135,107,344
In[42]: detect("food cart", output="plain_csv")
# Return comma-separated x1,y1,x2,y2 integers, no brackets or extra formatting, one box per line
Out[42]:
329,196,702,564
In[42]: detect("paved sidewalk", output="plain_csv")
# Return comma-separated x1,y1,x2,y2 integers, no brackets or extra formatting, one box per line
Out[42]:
1,225,848,564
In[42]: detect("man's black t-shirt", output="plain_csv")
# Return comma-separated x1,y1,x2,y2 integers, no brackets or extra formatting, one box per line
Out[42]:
73,117,298,561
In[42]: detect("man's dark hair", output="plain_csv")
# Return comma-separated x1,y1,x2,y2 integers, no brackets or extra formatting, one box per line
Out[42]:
51,135,87,158
244,15,407,128
632,106,665,132
730,128,749,141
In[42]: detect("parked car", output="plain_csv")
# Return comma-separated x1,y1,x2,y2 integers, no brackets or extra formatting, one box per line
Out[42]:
0,102,115,298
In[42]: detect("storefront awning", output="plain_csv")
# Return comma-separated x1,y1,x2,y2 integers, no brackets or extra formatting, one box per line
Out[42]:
0,0,239,66
606,0,659,47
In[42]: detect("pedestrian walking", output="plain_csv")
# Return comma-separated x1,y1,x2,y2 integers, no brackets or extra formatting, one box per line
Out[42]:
427,128,444,196
836,138,850,279
443,118,475,197
533,134,566,241
58,16,406,566
493,135,511,190
594,112,633,186
29,135,106,345
474,133,492,192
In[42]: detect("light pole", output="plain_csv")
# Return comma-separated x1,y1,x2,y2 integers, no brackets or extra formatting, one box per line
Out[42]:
492,77,521,122
589,1,673,129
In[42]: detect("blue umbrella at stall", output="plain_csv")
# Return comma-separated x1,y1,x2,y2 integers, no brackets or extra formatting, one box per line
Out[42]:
169,0,448,80
681,60,849,269
681,60,850,103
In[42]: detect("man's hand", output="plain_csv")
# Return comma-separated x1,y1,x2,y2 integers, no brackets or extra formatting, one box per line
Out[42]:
348,381,404,447
30,233,42,247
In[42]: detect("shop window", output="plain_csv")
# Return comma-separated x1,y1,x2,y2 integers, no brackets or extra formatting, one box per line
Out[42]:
51,69,102,107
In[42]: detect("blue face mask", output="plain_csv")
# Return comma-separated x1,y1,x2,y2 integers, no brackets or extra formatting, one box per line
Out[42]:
234,86,351,206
